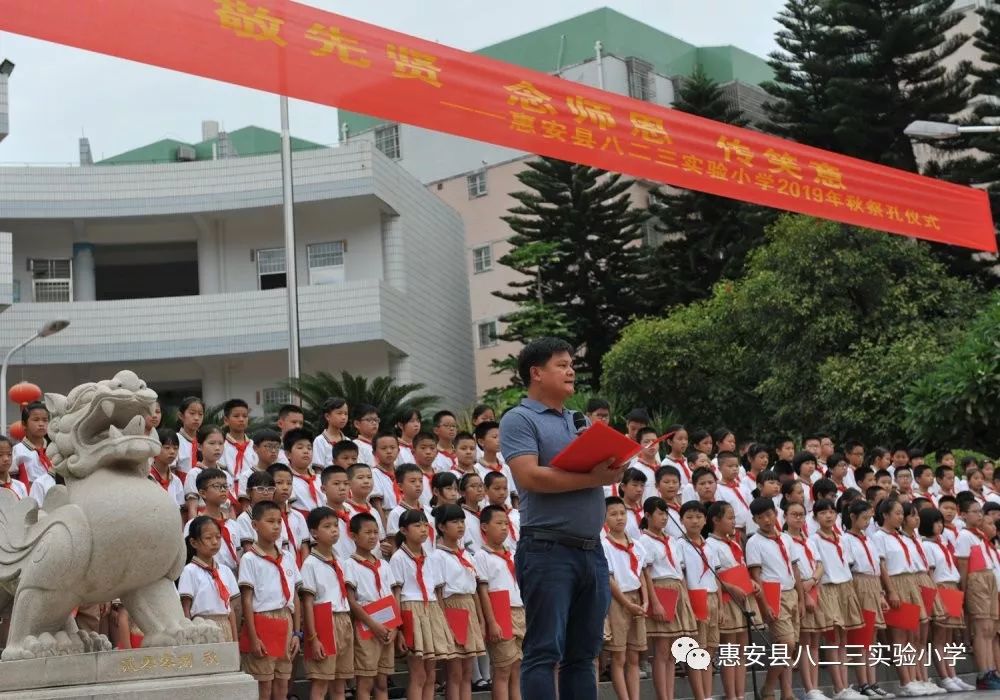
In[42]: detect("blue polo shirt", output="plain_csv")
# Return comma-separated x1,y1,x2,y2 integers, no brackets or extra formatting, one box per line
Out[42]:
499,397,606,539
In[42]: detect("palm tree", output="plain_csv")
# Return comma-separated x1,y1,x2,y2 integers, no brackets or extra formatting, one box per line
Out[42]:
278,371,439,435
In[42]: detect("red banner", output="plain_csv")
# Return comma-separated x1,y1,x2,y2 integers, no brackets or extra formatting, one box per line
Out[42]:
1,0,994,251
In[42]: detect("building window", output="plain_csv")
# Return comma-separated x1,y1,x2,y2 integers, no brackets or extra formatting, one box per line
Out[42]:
28,258,72,302
261,387,291,409
308,241,346,285
467,171,487,198
12,279,19,303
375,124,401,159
256,247,286,290
477,320,498,348
472,244,493,274
626,57,656,102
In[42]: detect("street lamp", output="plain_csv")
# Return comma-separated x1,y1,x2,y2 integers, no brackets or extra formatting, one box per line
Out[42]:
0,60,14,77
1,319,70,428
904,120,1000,140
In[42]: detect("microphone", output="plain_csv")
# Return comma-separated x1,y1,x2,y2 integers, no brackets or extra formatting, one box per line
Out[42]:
571,411,589,435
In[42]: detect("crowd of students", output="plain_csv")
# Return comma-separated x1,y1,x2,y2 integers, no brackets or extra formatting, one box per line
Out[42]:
1,393,998,700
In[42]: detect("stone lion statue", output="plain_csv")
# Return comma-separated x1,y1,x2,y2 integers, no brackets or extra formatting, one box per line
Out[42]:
0,370,222,660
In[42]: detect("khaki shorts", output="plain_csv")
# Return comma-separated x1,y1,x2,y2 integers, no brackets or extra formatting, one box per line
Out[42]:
487,606,525,668
240,609,294,682
303,612,355,681
767,590,799,645
605,590,647,653
354,627,395,678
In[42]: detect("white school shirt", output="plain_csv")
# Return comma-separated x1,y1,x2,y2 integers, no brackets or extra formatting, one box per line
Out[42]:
843,531,880,576
789,533,819,581
353,438,375,467
300,552,352,614
386,503,436,557
501,507,520,552
330,509,355,560
312,432,345,469
183,515,241,575
902,533,930,574
987,491,1000,507
13,441,50,484
178,560,240,616
602,537,647,594
942,524,960,553
924,537,960,584
29,472,55,508
872,529,912,576
289,469,325,513
715,480,753,530
433,449,457,474
221,437,257,483
434,546,482,597
175,430,198,475
148,468,185,508
238,547,302,613
276,448,288,466
396,442,416,467
389,546,440,603
474,546,523,607
678,537,719,593
628,457,659,504
0,478,28,500
746,532,798,591
476,461,516,508
664,504,686,539
639,532,684,580
807,515,842,540
369,465,399,512
182,464,236,501
463,507,484,552
622,501,644,542
345,501,386,559
278,508,312,560
706,535,743,574
344,554,396,605
954,528,988,562
809,532,852,583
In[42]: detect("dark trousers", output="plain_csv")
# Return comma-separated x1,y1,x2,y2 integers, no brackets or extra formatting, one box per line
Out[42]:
515,534,611,700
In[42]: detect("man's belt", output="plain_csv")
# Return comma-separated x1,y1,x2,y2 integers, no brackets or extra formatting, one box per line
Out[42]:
520,527,600,550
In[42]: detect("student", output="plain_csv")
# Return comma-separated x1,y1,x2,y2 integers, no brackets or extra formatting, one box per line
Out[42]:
183,425,230,521
476,505,525,700
689,429,714,456
432,410,459,473
149,428,184,510
183,467,240,575
344,512,399,700
11,401,53,490
747,497,803,700
913,466,938,505
331,440,360,471
390,507,450,700
472,404,495,425
659,425,692,492
320,465,355,560
899,504,946,695
715,451,752,537
954,498,1000,689
386,463,435,556
602,496,649,700
808,479,841,536
475,421,515,505
690,467,717,506
639,497,696,700
370,432,401,514
934,465,957,499
267,464,311,568
395,407,421,466
179,515,240,642
624,408,650,442
618,468,646,541
483,471,518,551
873,470,893,494
853,467,875,495
453,431,480,479
654,465,685,539
778,480,805,531
826,453,850,495
676,501,719,700
0,434,26,500
413,431,439,507
787,502,830,700
238,500,303,700
284,428,323,517
792,451,818,511
301,506,354,700
630,427,660,503
585,398,612,425
313,397,350,468
431,471,461,507
434,503,488,700
236,471,277,551
345,464,388,558
460,472,485,552
239,428,282,500
274,404,305,465
741,444,770,495
146,399,163,435
173,397,205,479
808,500,866,700
221,399,256,489
968,467,989,506
751,470,781,534
895,465,915,501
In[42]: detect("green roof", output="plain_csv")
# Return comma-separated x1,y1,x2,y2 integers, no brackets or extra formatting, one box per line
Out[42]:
339,7,773,135
98,126,326,165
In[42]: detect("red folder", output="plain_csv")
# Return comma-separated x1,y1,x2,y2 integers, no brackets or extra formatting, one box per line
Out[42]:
762,581,782,618
883,601,920,632
919,586,938,617
549,422,643,473
305,602,336,659
688,588,709,621
400,610,415,649
444,607,470,646
937,587,964,618
488,590,514,640
356,595,403,640
807,585,820,607
647,586,680,622
238,613,289,658
718,565,754,595
846,609,877,647
968,546,989,573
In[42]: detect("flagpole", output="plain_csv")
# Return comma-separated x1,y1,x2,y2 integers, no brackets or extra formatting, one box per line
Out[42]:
280,95,301,382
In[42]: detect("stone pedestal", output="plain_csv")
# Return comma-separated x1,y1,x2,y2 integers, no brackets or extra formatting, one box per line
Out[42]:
0,642,256,699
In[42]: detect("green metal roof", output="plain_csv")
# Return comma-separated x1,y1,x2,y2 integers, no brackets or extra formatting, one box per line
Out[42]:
98,126,326,165
339,7,773,135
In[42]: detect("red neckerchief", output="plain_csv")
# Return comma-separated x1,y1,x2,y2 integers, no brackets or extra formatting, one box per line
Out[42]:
438,447,457,470
609,483,619,498
211,517,238,561
884,529,912,566
462,504,481,518
503,506,518,542
763,532,793,575
968,528,997,565
944,523,959,555
624,501,643,529
486,545,516,580
399,440,413,452
644,530,677,569
253,545,291,604
637,456,659,471
375,464,402,502
672,455,692,481
356,436,373,446
193,556,231,609
906,532,929,570
348,499,371,515
149,465,171,491
818,532,843,565
292,469,319,505
712,533,745,566
803,520,809,536
332,506,351,528
312,552,348,604
932,536,956,569
226,437,251,477
400,501,434,543
479,459,503,472
444,545,477,575
353,554,385,595
833,480,847,494
722,480,749,509
324,431,345,447
688,536,710,577
180,430,198,469
607,536,640,578
399,545,429,602
792,534,816,568
280,509,302,567
0,478,20,499
848,531,876,572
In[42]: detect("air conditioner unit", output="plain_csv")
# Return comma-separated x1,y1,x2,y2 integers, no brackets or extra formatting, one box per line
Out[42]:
176,145,196,161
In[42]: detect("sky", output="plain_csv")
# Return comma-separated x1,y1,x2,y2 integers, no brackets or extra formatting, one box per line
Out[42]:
0,1,785,164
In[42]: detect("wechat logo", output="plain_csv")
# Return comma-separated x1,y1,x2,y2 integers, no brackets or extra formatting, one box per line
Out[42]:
671,636,711,670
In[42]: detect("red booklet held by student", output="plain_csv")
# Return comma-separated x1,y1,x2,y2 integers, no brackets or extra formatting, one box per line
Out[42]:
646,586,679,622
846,609,877,647
688,588,709,621
968,545,989,573
549,421,643,473
488,590,514,641
400,609,416,649
883,602,920,632
761,581,782,618
356,596,403,641
718,565,754,595
238,613,289,658
444,607,470,646
937,587,964,619
305,602,337,659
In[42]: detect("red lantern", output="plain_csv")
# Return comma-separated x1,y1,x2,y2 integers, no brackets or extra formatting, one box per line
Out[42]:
8,421,25,441
8,382,41,407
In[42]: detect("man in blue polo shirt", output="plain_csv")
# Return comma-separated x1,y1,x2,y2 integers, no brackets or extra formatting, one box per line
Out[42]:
500,337,625,700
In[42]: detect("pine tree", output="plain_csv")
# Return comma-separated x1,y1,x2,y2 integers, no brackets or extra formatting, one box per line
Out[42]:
494,158,649,387
645,68,773,310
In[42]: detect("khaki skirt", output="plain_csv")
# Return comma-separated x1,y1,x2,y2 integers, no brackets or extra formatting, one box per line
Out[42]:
719,590,761,635
853,574,886,629
647,578,697,638
400,600,455,661
821,581,864,631
933,581,964,629
801,585,831,633
965,570,999,621
892,573,929,623
440,593,486,658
